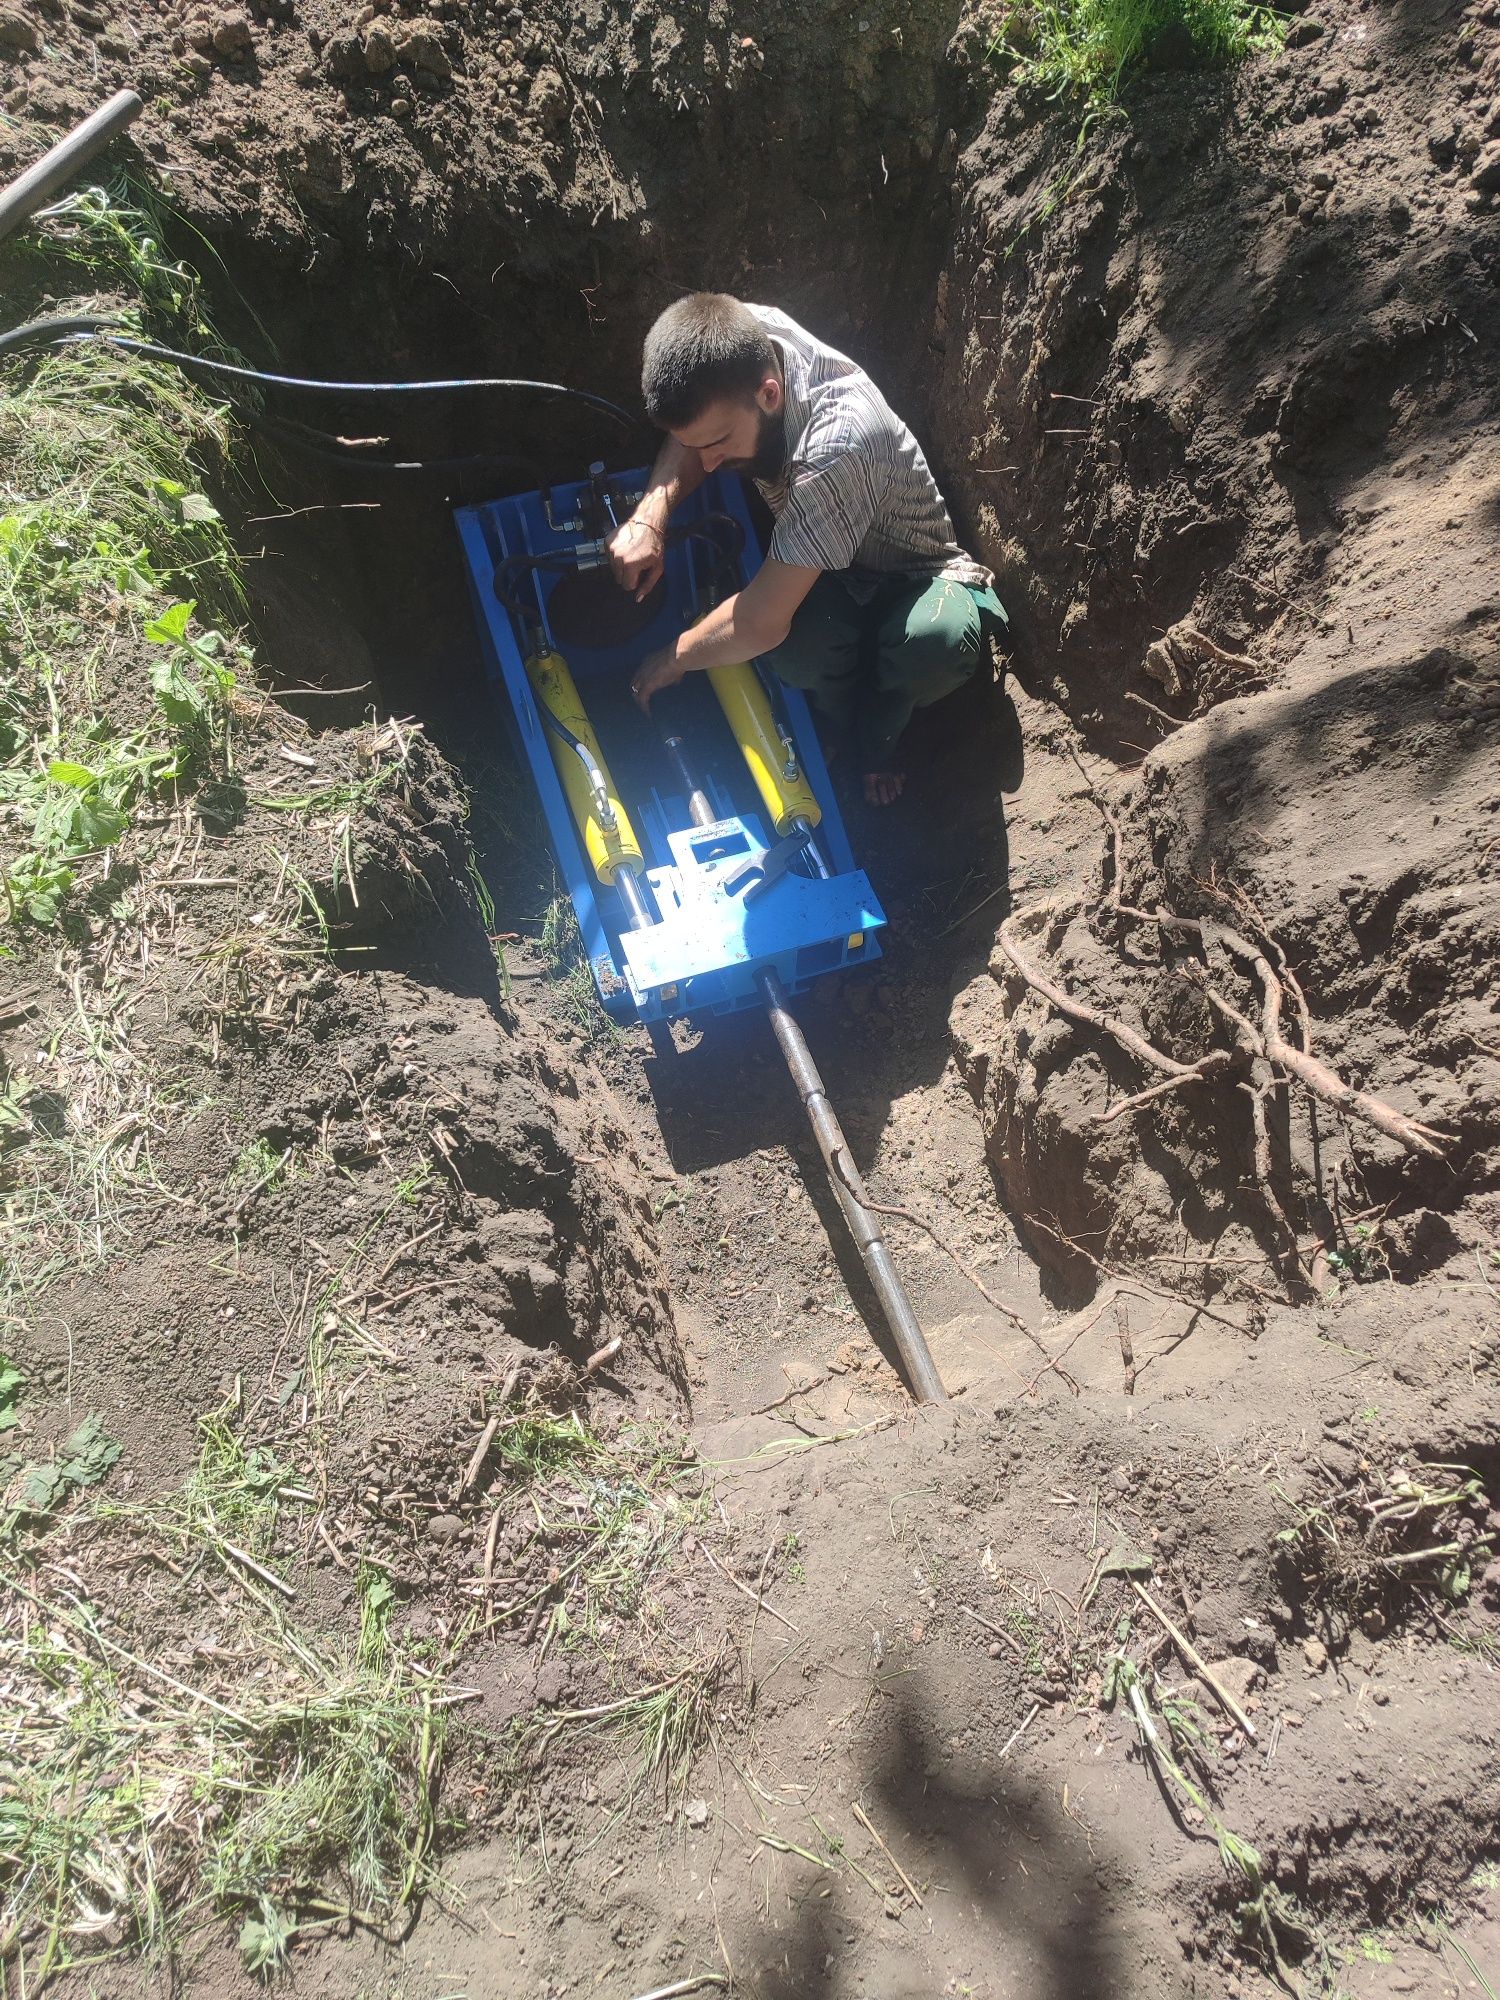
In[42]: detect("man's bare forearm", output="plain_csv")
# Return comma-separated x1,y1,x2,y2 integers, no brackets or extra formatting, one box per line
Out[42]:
666,590,784,675
634,435,707,534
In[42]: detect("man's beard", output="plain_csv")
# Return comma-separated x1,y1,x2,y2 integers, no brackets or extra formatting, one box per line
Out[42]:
728,407,786,483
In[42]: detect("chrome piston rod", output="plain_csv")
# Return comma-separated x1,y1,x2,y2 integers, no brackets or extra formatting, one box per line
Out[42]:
661,724,947,1404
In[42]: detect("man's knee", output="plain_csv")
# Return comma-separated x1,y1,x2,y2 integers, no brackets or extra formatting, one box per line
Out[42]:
879,579,983,701
763,580,862,696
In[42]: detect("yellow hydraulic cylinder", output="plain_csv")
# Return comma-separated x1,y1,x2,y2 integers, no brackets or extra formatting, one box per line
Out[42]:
707,659,822,837
525,648,643,886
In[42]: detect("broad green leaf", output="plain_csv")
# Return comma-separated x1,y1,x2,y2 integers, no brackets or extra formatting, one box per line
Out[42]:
0,1358,22,1434
58,1413,122,1485
73,798,129,850
144,600,195,645
180,493,221,524
46,760,96,789
151,658,206,730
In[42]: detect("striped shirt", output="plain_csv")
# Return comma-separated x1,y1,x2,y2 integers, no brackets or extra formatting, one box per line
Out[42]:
749,304,992,603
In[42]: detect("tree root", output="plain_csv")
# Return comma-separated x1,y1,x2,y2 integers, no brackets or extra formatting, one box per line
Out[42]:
997,889,1448,1162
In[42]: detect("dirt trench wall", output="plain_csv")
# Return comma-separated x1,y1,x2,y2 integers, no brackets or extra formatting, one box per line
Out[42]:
0,0,969,396
936,0,1500,1286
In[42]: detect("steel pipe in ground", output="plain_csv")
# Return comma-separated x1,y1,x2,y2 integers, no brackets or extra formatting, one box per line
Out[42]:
654,710,945,1403
757,966,949,1405
0,91,143,246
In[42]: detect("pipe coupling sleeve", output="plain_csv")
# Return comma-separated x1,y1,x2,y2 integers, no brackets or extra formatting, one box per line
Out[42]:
526,650,643,885
707,659,822,836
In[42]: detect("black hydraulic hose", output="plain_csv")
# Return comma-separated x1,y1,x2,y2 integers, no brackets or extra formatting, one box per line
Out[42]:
0,314,641,430
0,311,121,359
534,696,617,825
492,550,577,622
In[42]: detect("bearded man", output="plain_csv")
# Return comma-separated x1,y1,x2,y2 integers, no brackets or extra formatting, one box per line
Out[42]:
610,294,1005,806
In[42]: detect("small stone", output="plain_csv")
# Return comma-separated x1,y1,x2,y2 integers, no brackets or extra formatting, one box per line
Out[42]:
1310,167,1334,190
987,1640,1003,1659
1201,1656,1261,1704
389,91,410,113
883,1896,902,1920
910,1621,925,1644
1302,1636,1328,1672
683,1796,709,1828
1372,1686,1390,1705
533,1661,565,1706
1285,15,1324,44
1471,142,1500,193
210,7,251,53
322,27,363,75
424,1511,463,1542
361,21,393,69
1428,121,1459,164
392,17,448,74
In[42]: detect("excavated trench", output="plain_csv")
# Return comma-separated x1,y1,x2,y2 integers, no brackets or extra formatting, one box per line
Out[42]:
186,52,1079,1417
17,0,1493,1981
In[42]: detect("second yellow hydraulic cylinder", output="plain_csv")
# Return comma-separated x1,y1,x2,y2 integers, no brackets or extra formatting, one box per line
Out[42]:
707,660,822,837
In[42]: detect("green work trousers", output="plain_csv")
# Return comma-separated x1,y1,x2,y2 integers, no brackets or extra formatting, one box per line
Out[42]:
762,571,1007,773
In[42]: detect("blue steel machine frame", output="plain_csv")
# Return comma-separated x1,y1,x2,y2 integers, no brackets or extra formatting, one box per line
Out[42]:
454,463,945,1406
455,466,885,1025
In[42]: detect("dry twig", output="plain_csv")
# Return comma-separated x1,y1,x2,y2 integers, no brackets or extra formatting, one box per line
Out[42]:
852,1801,924,1907
1129,1580,1257,1739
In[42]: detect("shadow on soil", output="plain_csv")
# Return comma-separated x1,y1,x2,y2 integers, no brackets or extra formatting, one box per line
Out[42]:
731,1675,1130,1998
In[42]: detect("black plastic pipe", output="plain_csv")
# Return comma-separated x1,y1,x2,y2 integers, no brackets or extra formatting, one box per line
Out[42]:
0,90,142,245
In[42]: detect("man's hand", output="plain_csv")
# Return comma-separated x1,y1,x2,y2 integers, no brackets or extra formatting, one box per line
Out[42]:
608,516,666,602
631,646,686,711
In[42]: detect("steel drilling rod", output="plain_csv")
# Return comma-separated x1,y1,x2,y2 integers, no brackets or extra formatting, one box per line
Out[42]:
756,967,948,1404
657,712,947,1403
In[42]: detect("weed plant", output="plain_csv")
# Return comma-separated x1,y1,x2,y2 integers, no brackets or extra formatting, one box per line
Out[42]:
991,0,1286,107
1,182,248,933
539,890,617,1044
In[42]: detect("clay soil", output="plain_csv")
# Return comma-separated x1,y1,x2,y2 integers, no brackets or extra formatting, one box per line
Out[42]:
3,0,1500,1996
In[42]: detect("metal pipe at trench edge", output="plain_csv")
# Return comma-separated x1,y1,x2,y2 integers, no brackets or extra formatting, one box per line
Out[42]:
0,91,143,245
656,710,947,1404
756,966,949,1406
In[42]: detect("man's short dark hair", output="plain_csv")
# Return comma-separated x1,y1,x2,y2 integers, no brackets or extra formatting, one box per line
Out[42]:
641,293,776,430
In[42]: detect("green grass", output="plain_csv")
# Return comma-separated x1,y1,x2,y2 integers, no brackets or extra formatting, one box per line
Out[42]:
498,1410,700,1648
0,344,244,929
0,180,249,935
527,1657,724,1807
991,0,1286,107
1104,1650,1313,1979
1,1388,464,1989
539,892,616,1044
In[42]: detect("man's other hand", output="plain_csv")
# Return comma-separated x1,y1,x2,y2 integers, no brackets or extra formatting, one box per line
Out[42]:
631,647,685,711
608,517,666,601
